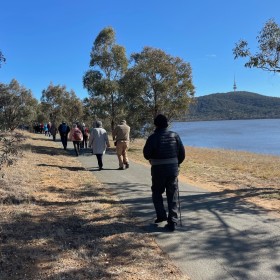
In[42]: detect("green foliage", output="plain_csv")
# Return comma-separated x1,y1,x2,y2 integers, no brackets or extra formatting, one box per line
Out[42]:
120,46,195,136
233,19,280,72
90,27,128,78
0,131,25,171
0,79,38,130
40,83,83,126
0,50,5,68
83,27,128,132
186,91,280,121
82,98,110,130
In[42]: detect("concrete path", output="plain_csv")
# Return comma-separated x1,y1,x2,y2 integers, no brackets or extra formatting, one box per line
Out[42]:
75,148,280,280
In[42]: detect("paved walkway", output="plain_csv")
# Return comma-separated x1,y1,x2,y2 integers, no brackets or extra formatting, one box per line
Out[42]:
75,148,280,280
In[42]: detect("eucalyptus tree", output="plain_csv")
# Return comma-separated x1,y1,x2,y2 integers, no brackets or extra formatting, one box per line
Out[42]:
0,50,5,68
233,19,280,73
82,97,110,129
40,83,83,125
0,79,38,130
83,27,128,132
62,90,83,124
120,46,195,135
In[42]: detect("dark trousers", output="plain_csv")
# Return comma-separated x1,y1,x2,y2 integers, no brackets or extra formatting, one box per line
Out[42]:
151,164,179,224
61,135,68,149
95,154,103,169
81,136,88,149
73,141,80,156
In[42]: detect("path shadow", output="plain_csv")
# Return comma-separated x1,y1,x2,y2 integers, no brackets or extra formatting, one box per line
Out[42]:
96,180,280,279
37,163,86,171
29,136,56,142
87,167,121,172
21,143,73,157
0,184,150,279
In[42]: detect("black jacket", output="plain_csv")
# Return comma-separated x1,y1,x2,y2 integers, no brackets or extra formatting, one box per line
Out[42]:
143,128,185,165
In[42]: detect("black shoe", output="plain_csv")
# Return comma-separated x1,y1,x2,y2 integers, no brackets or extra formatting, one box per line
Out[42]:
99,167,103,171
154,217,168,223
118,167,124,170
164,223,176,232
125,163,129,169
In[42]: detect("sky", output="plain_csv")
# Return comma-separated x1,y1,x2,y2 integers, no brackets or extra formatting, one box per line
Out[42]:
1,0,280,101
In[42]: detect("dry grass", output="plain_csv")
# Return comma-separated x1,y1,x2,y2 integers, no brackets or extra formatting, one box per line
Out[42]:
129,139,280,215
0,132,189,280
1,131,279,279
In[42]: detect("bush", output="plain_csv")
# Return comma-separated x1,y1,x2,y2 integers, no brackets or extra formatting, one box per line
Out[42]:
0,130,25,172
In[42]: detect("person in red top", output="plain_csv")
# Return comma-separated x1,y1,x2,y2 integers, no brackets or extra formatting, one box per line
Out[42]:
81,123,89,149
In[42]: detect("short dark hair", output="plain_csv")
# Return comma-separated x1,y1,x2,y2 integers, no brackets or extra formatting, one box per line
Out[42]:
154,114,168,128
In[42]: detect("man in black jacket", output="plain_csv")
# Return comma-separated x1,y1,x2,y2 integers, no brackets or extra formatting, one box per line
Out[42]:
143,114,185,231
58,121,70,150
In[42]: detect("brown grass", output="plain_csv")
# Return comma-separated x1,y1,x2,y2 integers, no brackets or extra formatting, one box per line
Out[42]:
129,139,280,215
0,132,189,280
1,131,279,279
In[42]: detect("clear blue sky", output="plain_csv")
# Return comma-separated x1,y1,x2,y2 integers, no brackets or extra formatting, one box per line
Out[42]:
1,0,280,100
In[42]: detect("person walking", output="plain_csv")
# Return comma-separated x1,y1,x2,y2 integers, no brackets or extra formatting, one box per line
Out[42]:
68,124,83,156
43,123,48,136
89,121,110,170
58,121,70,150
143,114,185,232
82,123,89,149
112,120,130,170
76,121,84,149
49,123,57,141
47,122,51,137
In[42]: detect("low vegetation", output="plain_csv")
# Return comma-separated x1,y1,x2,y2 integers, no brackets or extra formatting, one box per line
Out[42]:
0,131,25,172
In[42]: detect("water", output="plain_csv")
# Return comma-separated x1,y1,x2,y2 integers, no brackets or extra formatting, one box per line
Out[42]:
171,119,280,156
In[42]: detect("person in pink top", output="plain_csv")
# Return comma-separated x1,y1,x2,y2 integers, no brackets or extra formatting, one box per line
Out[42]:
68,124,83,156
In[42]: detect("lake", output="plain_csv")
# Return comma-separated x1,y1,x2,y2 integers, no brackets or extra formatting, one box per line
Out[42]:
171,119,280,156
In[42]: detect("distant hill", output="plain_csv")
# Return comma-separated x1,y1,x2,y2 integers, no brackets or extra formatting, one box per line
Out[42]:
185,91,280,121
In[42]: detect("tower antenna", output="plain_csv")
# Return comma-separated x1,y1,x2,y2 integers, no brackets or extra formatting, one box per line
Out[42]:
233,75,237,92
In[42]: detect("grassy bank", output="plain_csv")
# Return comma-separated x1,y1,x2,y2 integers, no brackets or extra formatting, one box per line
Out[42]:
128,139,280,215
0,132,189,280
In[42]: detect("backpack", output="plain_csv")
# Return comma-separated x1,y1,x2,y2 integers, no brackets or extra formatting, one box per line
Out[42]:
73,129,83,141
84,127,89,137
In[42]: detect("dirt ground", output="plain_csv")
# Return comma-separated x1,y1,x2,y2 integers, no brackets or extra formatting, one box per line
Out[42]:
0,132,189,280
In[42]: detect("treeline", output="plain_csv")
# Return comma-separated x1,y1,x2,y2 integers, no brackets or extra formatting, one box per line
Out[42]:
185,91,280,121
0,27,195,138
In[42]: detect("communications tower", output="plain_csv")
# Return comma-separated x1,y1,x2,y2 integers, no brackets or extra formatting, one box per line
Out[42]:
233,75,237,92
